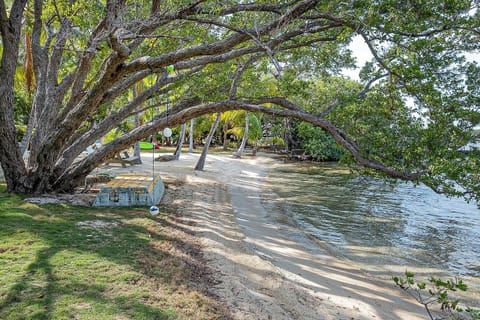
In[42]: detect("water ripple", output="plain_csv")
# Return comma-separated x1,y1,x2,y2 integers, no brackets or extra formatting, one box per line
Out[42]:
265,162,480,297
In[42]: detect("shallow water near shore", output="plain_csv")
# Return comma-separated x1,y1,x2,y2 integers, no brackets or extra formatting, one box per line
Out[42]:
263,161,480,303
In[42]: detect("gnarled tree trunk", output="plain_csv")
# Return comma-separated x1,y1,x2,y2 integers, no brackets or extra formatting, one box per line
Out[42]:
0,0,29,193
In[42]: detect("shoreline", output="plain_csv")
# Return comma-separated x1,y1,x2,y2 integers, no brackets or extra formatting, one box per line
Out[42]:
152,152,428,319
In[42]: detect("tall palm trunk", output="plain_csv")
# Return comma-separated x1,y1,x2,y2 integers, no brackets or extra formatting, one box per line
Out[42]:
195,113,221,171
234,112,249,158
174,123,187,160
133,112,142,164
283,118,294,153
188,119,194,153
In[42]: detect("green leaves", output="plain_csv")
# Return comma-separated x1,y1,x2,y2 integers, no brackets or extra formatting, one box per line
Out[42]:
297,122,345,161
393,271,479,320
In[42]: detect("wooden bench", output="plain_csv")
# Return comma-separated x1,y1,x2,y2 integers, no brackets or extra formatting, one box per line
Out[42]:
106,151,140,167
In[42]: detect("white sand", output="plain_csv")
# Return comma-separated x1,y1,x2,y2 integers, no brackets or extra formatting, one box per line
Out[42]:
104,152,429,319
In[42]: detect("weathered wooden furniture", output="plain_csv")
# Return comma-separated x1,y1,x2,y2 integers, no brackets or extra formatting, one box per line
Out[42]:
93,173,164,206
105,150,140,167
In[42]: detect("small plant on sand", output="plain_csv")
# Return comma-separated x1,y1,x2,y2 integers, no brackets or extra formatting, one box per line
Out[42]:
393,271,480,320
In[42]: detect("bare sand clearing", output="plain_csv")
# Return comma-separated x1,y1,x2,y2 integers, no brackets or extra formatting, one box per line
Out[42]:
110,152,428,319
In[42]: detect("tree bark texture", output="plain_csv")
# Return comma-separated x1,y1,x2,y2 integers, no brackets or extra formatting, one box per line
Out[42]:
0,0,29,192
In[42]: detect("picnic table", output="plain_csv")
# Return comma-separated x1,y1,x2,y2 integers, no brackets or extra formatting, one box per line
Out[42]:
105,150,140,167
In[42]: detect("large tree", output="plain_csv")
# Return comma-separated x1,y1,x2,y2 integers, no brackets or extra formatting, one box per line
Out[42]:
0,0,479,199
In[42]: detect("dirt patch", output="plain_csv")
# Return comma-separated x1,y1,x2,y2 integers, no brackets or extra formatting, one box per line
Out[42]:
76,220,119,230
25,194,95,206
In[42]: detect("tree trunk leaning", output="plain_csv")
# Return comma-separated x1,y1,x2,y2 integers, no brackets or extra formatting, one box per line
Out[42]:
189,119,194,153
174,123,187,160
234,112,249,158
133,108,142,164
195,113,221,171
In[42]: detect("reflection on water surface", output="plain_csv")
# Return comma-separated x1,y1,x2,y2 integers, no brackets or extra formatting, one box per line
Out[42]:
265,162,480,297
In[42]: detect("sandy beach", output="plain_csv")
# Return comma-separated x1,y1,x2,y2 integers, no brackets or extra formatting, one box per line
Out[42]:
103,152,428,319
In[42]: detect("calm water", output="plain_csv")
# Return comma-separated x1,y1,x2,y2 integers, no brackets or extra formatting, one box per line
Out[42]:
264,162,480,295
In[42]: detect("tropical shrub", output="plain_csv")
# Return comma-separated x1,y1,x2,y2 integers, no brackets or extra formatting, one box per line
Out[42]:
297,122,345,161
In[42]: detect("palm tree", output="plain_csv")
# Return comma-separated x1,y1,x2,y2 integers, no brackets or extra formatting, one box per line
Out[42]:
194,113,221,171
229,111,262,158
234,111,249,158
174,123,187,160
188,119,194,153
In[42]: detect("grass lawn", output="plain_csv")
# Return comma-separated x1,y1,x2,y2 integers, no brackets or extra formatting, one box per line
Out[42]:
0,184,229,320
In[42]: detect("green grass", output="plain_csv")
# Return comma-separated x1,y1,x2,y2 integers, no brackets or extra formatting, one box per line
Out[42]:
0,184,229,320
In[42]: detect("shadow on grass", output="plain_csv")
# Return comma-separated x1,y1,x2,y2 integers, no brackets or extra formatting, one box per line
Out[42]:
0,190,217,319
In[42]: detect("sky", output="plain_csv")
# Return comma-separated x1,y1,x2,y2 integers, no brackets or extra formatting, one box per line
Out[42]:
342,36,373,80
343,34,480,81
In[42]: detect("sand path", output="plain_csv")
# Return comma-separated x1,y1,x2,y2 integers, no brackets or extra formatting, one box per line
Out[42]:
105,152,428,319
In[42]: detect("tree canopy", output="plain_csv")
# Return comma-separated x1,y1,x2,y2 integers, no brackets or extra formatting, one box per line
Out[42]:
0,0,479,200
